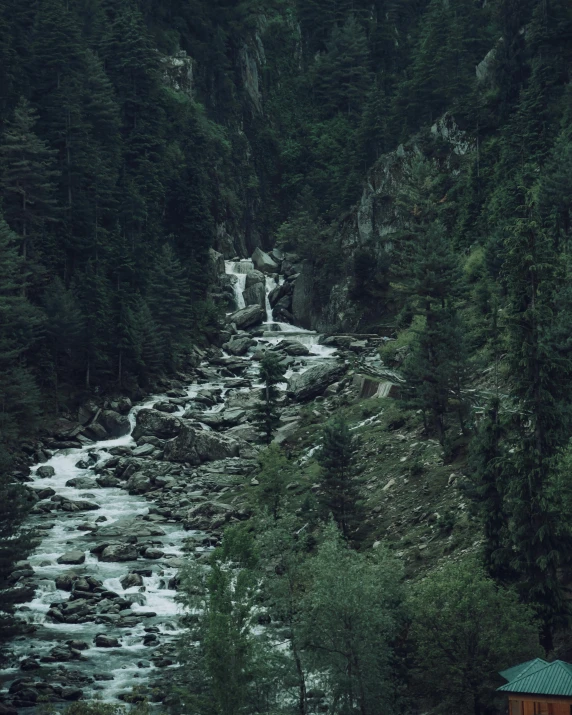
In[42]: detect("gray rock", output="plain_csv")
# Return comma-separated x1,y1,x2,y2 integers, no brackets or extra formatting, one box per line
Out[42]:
164,425,240,464
85,422,109,441
209,247,226,276
243,282,266,309
57,551,86,565
132,409,182,441
96,474,121,488
100,544,139,562
36,465,55,479
252,247,278,274
287,362,347,401
61,499,100,512
95,634,120,648
274,339,310,356
98,410,130,438
224,336,255,356
120,572,144,589
244,269,265,288
268,281,292,307
65,477,98,489
96,517,166,539
114,396,132,415
126,472,152,494
132,443,155,458
153,402,179,414
227,304,265,329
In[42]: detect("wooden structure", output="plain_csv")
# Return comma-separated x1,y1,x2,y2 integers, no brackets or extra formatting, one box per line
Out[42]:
498,659,572,715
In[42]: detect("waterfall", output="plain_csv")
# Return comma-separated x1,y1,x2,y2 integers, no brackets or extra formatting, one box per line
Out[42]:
225,260,253,310
264,275,277,323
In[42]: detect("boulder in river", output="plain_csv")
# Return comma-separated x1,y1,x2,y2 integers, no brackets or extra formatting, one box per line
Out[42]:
65,477,98,489
132,409,182,441
96,517,166,539
95,634,120,648
100,543,139,562
245,269,265,288
120,572,144,589
126,472,152,494
243,282,266,309
36,465,55,478
98,409,130,438
57,551,86,565
287,361,347,401
252,247,279,274
224,336,256,356
164,425,240,464
227,304,265,329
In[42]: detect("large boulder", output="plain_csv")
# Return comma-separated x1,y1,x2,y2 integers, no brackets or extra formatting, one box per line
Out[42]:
287,362,347,401
125,472,153,494
98,410,130,438
268,281,292,307
132,409,182,441
57,551,85,565
164,425,240,464
209,248,226,277
274,339,310,357
96,517,165,539
99,544,139,562
36,465,55,479
243,282,266,309
245,269,265,288
252,247,278,274
227,305,265,329
224,337,256,356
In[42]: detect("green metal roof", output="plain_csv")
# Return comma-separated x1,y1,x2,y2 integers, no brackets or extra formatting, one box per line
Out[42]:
500,659,549,683
498,661,572,697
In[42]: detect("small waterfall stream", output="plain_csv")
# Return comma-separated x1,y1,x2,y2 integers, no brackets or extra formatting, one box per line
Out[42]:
0,259,338,710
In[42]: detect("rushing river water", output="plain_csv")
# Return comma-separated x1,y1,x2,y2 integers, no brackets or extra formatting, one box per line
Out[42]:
0,260,336,710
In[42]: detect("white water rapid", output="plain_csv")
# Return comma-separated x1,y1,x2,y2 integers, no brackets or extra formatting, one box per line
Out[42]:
0,258,339,711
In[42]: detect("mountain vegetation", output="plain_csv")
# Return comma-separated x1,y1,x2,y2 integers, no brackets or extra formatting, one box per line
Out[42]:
2,0,572,711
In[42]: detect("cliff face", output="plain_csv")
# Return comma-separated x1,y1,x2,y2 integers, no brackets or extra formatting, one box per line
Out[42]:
291,116,475,333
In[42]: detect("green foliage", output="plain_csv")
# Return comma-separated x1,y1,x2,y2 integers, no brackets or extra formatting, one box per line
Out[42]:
253,352,286,444
317,416,363,540
409,557,542,715
255,444,293,519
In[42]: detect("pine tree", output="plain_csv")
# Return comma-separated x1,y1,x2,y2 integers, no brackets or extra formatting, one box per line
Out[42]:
317,416,363,539
254,352,286,444
0,97,59,261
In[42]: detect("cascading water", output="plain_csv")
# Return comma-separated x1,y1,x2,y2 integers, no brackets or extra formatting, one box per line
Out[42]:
224,260,253,310
0,257,340,711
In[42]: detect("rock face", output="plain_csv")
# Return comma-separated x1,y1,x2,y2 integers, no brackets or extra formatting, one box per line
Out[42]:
98,410,130,438
287,362,347,401
243,282,266,309
164,425,240,464
252,247,278,274
132,409,182,441
227,305,265,329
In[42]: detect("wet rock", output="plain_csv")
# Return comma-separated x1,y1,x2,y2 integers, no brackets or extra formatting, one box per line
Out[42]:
32,486,56,500
243,282,266,309
62,687,83,700
132,409,182,441
67,640,89,650
96,474,121,488
252,247,278,273
227,304,265,329
143,548,164,560
56,573,77,591
100,544,139,562
120,572,144,589
224,336,256,356
96,517,166,539
132,443,155,458
19,658,40,671
268,281,292,307
0,703,19,714
36,465,55,479
98,410,130,438
126,472,153,494
57,551,85,566
84,422,109,441
61,499,100,512
274,339,310,356
164,425,239,464
94,634,120,648
153,402,179,414
287,361,347,401
65,477,97,489
113,396,132,415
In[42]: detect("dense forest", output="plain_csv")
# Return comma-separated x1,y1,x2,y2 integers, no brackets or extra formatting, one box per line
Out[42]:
2,0,572,712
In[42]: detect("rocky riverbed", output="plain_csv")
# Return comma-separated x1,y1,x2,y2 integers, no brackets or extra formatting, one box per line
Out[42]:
0,252,388,712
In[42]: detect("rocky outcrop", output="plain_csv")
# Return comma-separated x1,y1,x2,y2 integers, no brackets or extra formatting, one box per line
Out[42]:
287,362,347,401
164,425,240,464
227,305,265,329
98,410,130,438
245,269,265,288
